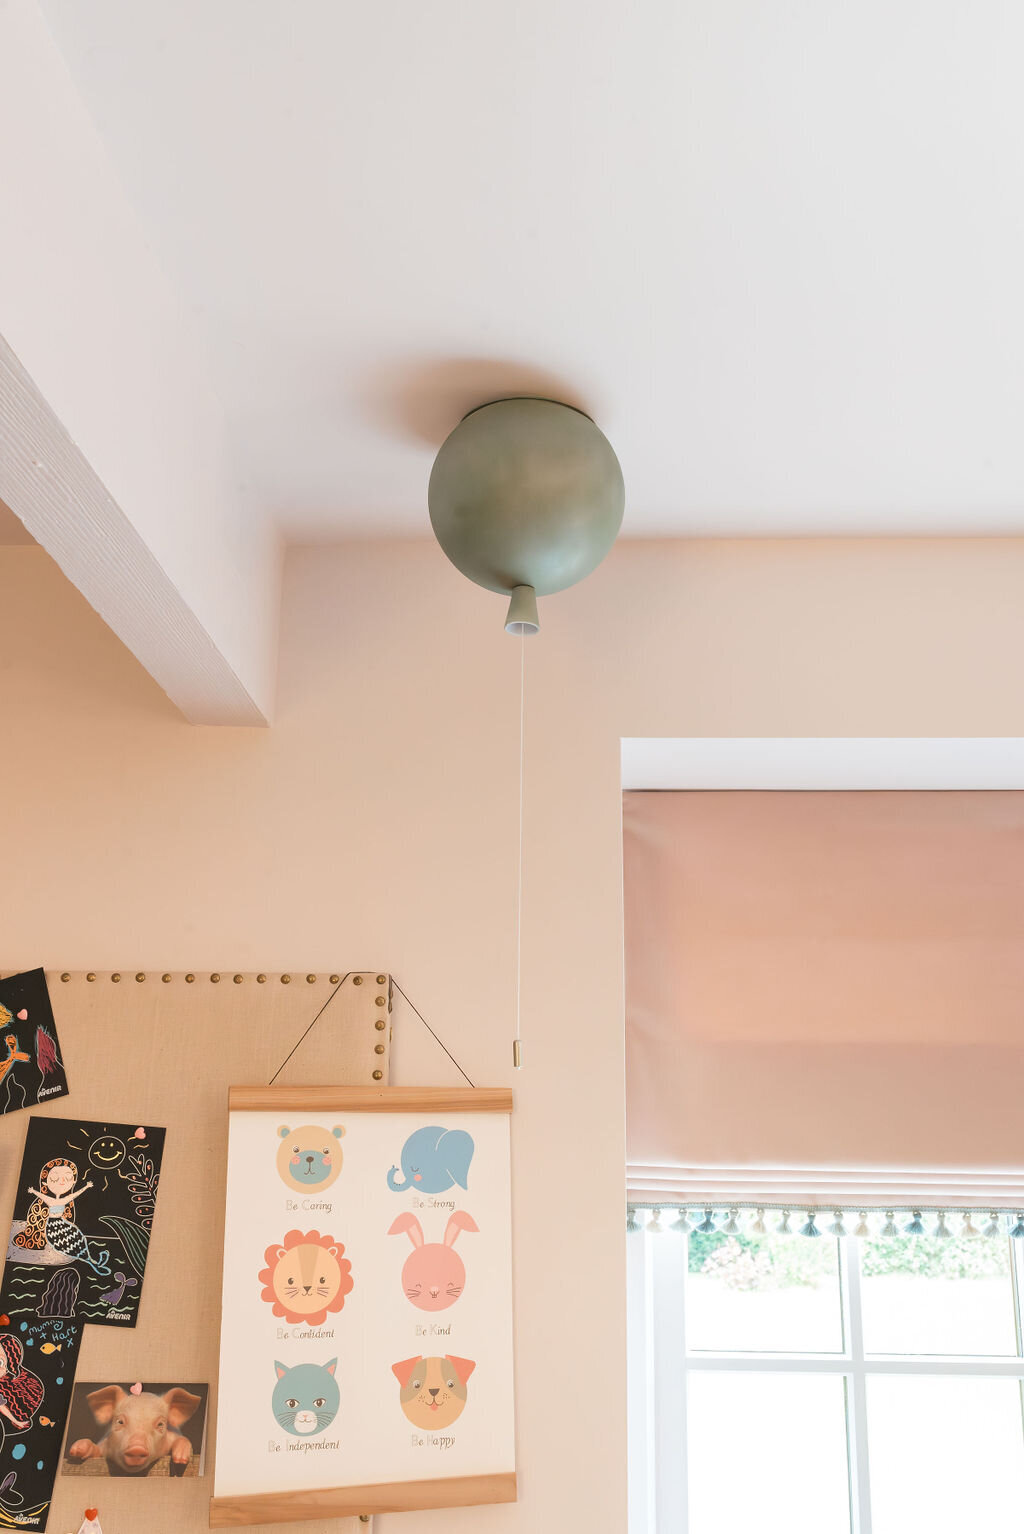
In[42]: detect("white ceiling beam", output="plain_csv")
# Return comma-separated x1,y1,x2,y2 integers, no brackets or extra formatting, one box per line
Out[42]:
0,2,277,724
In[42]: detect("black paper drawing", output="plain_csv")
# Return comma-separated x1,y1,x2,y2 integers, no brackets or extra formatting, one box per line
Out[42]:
0,971,69,1117
3,1118,166,1330
0,1310,82,1531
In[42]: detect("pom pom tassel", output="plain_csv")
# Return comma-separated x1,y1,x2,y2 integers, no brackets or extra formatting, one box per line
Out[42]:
932,1211,952,1239
961,1211,980,1239
723,1208,740,1234
1011,1213,1024,1239
647,1207,664,1234
984,1212,1002,1238
828,1210,847,1237
854,1212,871,1238
777,1209,792,1235
750,1208,767,1236
801,1211,822,1237
904,1210,925,1236
626,1205,639,1233
696,1208,717,1234
881,1211,898,1237
671,1208,691,1232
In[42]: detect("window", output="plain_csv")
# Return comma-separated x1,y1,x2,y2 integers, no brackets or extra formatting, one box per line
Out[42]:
628,1218,1024,1533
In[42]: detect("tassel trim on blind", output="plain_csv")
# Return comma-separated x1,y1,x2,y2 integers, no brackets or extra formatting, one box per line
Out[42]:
626,1202,1024,1239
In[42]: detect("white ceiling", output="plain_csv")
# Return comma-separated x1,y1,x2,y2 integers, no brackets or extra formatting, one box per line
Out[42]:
39,1,1024,539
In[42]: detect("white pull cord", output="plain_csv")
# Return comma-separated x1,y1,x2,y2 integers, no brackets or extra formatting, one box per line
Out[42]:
513,631,525,1069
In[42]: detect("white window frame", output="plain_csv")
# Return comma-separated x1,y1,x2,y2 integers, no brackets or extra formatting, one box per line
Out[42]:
623,740,1024,1530
627,1225,1024,1534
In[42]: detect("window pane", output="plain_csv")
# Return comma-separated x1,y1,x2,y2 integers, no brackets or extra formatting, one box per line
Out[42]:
688,1373,851,1534
860,1236,1017,1355
686,1233,844,1353
868,1377,1024,1534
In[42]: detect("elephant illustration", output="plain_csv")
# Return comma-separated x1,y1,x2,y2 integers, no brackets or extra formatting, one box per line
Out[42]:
387,1126,475,1194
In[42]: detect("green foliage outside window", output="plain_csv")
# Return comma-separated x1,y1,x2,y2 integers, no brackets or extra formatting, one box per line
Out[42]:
688,1230,1008,1289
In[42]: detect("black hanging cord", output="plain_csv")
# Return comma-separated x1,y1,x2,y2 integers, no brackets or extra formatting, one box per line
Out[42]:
391,977,476,1088
268,973,351,1085
268,972,476,1089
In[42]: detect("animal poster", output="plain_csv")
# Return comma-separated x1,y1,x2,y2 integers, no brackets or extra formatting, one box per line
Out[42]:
0,971,69,1118
3,1118,166,1329
212,1087,515,1526
62,1380,209,1479
0,1311,82,1531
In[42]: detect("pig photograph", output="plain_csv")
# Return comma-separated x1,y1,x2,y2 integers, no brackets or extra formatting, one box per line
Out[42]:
62,1380,208,1478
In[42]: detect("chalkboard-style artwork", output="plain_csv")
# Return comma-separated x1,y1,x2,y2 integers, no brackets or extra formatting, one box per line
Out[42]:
0,970,69,1117
3,1118,166,1329
212,1087,515,1527
63,1380,209,1478
0,1312,82,1531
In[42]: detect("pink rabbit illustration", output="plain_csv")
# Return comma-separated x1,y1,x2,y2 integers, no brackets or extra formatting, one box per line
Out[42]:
388,1210,478,1311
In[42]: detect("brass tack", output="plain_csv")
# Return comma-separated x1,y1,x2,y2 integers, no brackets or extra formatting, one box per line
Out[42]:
60,973,70,982
307,974,316,984
257,974,267,983
281,974,291,984
211,973,221,983
374,1043,385,1055
111,973,121,983
376,975,386,985
185,974,195,983
136,972,146,982
375,996,386,1006
162,974,172,983
233,974,243,984
353,975,363,985
330,975,341,985
372,1069,383,1080
86,973,96,982
375,1018,386,1030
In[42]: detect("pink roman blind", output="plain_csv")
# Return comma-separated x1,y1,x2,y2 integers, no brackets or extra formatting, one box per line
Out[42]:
624,790,1024,1210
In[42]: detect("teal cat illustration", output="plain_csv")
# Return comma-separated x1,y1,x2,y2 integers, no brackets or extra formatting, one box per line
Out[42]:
272,1358,339,1437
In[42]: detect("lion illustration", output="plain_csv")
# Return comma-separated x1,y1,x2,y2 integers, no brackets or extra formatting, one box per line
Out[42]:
258,1230,353,1326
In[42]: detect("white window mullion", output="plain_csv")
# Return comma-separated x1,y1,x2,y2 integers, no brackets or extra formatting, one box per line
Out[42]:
841,1238,873,1534
627,1226,656,1534
654,1230,689,1534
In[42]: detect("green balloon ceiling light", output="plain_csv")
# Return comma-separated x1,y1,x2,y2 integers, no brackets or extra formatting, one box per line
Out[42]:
428,397,625,633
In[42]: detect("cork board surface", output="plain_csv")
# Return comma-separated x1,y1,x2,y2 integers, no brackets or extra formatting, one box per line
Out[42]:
0,969,391,1534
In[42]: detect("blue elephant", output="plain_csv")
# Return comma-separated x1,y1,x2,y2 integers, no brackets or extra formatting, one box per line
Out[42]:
387,1125,475,1193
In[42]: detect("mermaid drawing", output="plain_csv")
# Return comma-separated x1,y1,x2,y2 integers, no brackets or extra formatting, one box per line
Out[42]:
0,1334,43,1431
13,1158,110,1274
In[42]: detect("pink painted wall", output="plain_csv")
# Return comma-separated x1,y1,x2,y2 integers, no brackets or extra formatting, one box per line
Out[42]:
3,535,1024,1532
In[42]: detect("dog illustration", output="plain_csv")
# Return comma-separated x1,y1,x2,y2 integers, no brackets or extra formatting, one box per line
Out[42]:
391,1354,475,1430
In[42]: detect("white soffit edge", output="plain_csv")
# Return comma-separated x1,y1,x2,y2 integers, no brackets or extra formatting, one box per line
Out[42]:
621,738,1024,791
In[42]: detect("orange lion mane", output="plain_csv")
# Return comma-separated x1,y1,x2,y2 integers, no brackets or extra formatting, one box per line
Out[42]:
258,1228,353,1326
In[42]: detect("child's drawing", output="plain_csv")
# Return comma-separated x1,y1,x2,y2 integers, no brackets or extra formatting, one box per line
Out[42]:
3,1117,166,1330
0,970,69,1117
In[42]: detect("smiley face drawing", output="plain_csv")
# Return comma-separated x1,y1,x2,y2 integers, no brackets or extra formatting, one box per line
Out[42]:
88,1134,127,1171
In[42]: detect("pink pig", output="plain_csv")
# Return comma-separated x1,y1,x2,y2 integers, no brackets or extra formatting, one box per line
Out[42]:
388,1210,478,1311
68,1384,201,1475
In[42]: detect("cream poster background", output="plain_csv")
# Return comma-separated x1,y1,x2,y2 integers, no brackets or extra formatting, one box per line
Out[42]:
215,1107,514,1499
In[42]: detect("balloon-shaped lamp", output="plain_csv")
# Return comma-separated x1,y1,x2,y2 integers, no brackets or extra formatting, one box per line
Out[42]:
428,397,624,632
